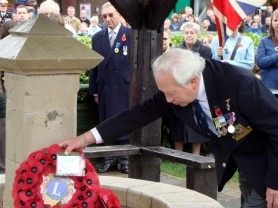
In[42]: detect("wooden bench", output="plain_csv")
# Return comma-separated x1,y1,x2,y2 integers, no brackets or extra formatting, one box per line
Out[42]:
84,144,217,199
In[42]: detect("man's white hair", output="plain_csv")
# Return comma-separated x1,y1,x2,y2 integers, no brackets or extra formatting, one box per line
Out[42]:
152,48,205,87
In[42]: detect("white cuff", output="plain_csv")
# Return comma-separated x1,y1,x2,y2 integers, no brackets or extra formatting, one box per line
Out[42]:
90,128,104,144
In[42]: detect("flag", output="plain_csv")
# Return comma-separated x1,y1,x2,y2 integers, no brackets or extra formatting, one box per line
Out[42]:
213,0,267,46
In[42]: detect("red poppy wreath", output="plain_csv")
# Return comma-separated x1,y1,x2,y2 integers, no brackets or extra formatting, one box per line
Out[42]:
12,144,121,208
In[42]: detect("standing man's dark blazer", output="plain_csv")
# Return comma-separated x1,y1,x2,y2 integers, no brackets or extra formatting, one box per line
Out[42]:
0,11,12,24
95,59,278,198
89,24,131,123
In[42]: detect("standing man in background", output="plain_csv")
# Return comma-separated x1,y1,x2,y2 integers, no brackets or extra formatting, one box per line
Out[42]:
79,9,90,27
66,6,80,32
0,0,12,25
89,2,131,174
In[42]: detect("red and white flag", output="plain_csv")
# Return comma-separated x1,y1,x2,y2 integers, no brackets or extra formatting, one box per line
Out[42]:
213,0,267,46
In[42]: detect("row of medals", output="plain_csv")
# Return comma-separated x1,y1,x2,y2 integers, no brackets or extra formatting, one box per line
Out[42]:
215,103,236,137
115,44,128,55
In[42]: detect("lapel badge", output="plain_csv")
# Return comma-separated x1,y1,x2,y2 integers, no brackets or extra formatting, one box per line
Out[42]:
214,106,223,117
224,99,231,111
275,47,278,52
121,34,126,42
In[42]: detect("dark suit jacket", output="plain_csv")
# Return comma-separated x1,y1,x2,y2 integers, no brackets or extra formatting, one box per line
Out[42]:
0,11,12,24
178,39,212,59
95,59,278,197
89,24,131,122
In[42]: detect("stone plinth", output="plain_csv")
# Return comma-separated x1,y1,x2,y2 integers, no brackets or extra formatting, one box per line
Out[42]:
100,176,223,208
0,14,103,207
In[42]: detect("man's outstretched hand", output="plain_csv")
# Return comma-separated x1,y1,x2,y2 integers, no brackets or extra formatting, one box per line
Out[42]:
59,131,96,155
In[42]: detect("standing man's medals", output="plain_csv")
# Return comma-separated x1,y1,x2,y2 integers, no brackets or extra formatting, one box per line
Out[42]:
114,42,120,53
123,46,128,55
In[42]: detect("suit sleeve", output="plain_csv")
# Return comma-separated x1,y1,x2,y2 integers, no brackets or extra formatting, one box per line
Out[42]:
96,91,174,142
237,76,278,190
89,36,99,95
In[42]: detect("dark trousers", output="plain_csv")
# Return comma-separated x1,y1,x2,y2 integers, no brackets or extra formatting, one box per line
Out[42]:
103,135,129,166
239,170,266,208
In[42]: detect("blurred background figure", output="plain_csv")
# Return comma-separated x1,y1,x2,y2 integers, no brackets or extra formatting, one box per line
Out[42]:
40,0,60,16
169,13,179,31
26,6,35,19
246,20,263,36
77,22,89,36
257,8,278,90
79,9,90,27
88,15,102,37
65,6,80,32
202,34,213,47
0,0,12,24
202,8,216,32
261,16,271,34
210,21,254,71
261,5,273,25
163,29,172,52
164,18,171,30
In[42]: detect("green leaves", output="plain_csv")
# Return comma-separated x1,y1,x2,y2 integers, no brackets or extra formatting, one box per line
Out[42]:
243,32,266,49
171,34,184,47
77,35,92,48
80,72,89,84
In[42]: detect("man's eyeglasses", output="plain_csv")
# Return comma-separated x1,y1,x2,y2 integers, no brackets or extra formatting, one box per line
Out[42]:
102,13,114,19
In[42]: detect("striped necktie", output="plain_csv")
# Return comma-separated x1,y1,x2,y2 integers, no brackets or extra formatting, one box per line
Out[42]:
193,99,216,138
109,30,116,47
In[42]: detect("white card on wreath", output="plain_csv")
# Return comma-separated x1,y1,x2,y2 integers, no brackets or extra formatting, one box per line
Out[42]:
56,152,85,176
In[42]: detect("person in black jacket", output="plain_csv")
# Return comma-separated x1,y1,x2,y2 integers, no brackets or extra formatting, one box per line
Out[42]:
61,48,278,208
89,2,131,174
174,21,212,154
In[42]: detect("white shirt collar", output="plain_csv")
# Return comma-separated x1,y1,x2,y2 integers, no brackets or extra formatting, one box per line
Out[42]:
108,23,121,35
196,74,207,103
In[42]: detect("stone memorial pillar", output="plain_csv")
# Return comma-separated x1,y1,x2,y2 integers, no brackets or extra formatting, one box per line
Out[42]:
0,14,102,207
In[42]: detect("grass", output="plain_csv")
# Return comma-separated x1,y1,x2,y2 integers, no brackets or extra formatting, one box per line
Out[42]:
161,160,239,183
161,160,186,178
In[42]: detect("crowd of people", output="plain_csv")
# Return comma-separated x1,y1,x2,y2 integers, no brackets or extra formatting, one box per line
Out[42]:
162,4,278,156
165,5,274,36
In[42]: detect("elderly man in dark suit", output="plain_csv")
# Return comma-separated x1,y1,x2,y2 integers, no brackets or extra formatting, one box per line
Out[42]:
89,2,131,174
61,48,278,208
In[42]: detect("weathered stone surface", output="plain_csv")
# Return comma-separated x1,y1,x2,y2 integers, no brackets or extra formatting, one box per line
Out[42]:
0,14,103,74
1,13,102,207
100,176,223,208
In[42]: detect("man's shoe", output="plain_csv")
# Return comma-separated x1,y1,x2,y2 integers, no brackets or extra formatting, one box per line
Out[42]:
121,164,129,174
97,163,117,173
